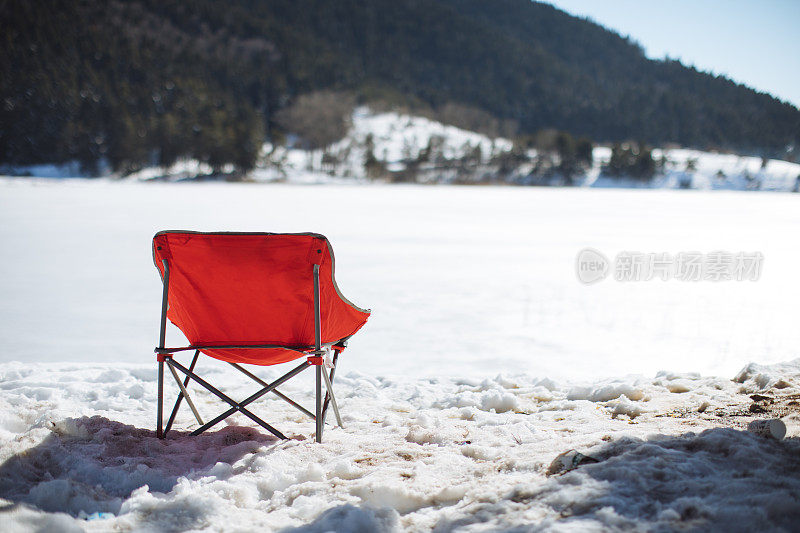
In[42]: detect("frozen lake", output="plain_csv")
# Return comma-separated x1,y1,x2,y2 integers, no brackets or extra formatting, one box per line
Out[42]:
1,179,798,382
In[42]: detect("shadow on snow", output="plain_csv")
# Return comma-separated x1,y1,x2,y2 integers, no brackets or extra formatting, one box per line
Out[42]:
0,415,279,519
436,428,800,532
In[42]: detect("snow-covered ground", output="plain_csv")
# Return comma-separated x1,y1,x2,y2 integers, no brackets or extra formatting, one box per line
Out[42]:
1,180,798,380
1,179,799,530
1,357,799,531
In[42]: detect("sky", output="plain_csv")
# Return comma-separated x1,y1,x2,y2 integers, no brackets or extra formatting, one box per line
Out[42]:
542,0,800,109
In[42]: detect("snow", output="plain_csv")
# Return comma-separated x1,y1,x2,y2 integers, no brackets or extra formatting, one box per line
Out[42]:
587,147,800,192
1,178,800,530
1,359,799,531
7,109,796,193
340,108,513,171
255,108,513,182
125,159,221,182
657,148,800,191
734,359,800,393
258,110,800,190
1,180,798,382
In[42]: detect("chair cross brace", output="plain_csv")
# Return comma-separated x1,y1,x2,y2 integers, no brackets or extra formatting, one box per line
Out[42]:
167,358,204,426
229,362,316,420
164,349,201,434
170,356,309,439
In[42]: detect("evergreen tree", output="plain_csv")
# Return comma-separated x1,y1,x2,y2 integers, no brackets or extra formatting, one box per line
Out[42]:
2,0,798,173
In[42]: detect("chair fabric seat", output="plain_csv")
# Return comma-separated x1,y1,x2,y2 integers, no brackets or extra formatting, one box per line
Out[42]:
152,231,370,366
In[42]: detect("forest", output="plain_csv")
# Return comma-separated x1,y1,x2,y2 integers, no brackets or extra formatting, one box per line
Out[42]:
2,0,798,174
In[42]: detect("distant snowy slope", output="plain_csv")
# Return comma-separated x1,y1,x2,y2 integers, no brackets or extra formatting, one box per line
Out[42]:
258,108,513,181
659,148,800,191
589,147,800,191
258,109,800,190
3,108,799,191
346,108,513,166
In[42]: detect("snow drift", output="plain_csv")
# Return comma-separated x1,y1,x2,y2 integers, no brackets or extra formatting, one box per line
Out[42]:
1,359,799,531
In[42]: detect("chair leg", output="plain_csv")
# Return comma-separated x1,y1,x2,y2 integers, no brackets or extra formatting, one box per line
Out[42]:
315,365,322,443
157,359,164,438
229,362,315,420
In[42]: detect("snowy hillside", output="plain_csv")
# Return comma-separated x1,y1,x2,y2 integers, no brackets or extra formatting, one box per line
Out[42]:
4,108,798,192
252,110,800,191
251,108,514,183
587,147,800,191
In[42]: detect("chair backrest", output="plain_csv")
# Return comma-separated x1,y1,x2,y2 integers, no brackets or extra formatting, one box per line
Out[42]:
152,231,369,365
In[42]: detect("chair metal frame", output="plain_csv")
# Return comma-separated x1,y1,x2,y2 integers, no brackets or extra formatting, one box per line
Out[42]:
155,260,344,443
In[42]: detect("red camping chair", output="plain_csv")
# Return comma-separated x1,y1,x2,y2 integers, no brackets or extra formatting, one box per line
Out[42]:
152,231,370,443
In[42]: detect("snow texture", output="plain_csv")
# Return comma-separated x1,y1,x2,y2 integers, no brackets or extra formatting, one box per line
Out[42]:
1,359,799,531
1,180,798,382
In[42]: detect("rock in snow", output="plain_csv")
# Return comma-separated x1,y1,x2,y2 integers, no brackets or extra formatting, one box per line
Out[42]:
1,358,800,531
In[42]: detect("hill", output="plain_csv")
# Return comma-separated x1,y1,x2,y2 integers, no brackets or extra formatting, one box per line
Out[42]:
2,0,798,173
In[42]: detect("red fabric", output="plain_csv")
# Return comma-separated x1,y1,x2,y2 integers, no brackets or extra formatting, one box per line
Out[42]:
152,232,370,366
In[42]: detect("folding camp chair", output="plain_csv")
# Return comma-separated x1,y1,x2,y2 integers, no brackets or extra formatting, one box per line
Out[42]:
151,231,370,443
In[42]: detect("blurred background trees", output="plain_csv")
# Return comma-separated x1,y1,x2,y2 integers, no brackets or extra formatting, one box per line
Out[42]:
2,0,798,176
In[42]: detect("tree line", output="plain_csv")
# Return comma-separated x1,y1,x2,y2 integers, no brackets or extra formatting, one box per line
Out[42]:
2,0,798,175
